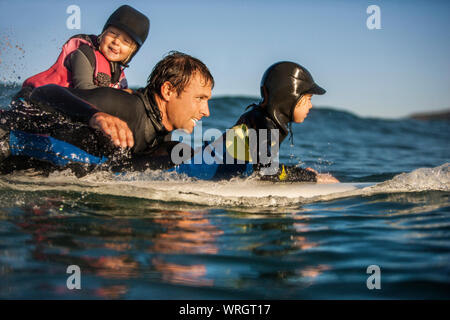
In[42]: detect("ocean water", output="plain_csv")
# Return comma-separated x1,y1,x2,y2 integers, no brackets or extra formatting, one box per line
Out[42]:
0,84,449,299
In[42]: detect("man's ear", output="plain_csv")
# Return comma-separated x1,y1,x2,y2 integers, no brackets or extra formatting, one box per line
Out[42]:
160,81,174,102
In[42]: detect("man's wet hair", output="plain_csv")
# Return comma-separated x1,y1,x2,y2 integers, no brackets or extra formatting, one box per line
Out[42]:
146,51,214,98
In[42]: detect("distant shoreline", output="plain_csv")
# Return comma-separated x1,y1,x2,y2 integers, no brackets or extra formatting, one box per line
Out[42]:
409,109,450,121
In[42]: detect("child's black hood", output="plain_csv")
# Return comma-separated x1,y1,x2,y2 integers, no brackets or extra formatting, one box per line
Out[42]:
103,5,150,64
260,61,326,135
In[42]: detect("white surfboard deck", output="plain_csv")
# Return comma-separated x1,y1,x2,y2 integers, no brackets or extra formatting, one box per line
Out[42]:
137,180,374,199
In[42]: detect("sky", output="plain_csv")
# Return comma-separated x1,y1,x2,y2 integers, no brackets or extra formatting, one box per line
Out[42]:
0,0,449,118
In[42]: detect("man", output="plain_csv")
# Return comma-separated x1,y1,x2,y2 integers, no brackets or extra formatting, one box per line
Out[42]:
0,51,212,173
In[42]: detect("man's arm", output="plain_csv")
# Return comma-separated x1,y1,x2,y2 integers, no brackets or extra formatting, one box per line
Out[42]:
30,84,98,122
30,85,133,148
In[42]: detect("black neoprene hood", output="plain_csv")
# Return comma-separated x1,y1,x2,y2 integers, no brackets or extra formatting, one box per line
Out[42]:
103,5,150,47
260,61,326,134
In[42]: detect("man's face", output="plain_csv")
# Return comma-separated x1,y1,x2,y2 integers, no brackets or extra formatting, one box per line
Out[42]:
293,94,313,123
165,73,212,133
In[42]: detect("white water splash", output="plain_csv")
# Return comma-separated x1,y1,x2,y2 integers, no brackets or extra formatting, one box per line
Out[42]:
367,163,449,192
0,163,448,208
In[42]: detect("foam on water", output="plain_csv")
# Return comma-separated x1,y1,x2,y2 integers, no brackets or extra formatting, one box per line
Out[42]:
367,162,450,192
0,163,448,208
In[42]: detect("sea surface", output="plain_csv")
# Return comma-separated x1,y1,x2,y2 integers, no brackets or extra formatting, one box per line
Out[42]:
0,84,449,299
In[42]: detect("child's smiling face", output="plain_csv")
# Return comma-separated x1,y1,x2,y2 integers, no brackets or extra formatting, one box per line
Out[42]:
99,26,135,63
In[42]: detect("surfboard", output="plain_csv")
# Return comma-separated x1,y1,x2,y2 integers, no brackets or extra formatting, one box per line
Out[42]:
125,179,374,199
0,168,376,208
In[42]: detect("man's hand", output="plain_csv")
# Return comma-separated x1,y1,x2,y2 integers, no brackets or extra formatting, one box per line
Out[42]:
89,112,134,148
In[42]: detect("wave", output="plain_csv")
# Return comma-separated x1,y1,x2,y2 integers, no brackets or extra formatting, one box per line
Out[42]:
363,163,449,193
0,163,448,209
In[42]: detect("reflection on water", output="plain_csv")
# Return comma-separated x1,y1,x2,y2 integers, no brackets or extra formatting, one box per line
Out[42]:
149,210,223,287
150,210,223,255
0,190,449,299
152,258,214,287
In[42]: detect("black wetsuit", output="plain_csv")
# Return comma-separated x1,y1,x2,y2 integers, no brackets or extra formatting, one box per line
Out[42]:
2,82,317,181
227,104,317,182
1,85,189,175
29,85,168,153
